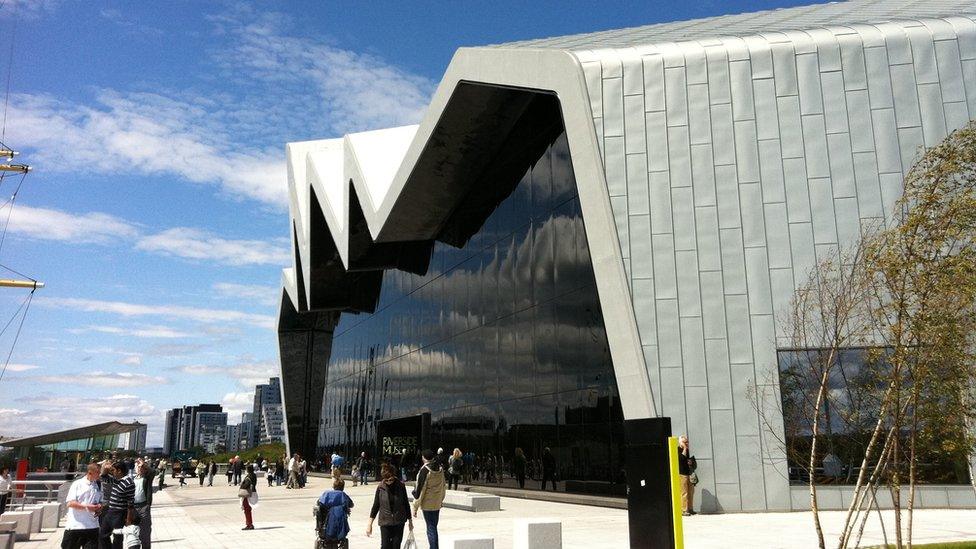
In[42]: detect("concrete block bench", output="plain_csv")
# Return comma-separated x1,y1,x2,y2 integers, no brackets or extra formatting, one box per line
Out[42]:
514,518,562,549
443,534,494,549
0,511,31,541
21,505,43,533
0,532,12,549
442,491,501,512
40,502,61,529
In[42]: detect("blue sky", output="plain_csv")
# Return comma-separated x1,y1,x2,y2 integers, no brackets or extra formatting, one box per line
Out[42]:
0,0,816,445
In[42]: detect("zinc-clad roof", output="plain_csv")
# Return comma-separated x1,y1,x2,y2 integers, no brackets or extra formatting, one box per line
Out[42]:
494,0,976,50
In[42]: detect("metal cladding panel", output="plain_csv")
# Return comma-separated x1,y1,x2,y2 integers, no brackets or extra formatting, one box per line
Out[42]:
571,12,975,512
281,0,976,513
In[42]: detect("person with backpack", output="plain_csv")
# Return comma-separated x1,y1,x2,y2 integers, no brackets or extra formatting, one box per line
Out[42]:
677,435,698,516
366,463,413,549
317,477,354,548
447,448,463,490
412,450,446,549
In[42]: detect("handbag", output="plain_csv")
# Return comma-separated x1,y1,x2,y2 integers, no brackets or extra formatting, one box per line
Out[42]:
237,488,250,498
690,472,700,485
402,531,417,549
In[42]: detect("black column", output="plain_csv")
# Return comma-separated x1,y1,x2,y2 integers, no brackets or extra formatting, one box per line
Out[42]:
624,417,674,549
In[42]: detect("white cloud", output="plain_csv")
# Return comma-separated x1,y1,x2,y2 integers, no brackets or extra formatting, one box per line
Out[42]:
220,391,254,422
209,6,434,136
0,393,159,441
119,355,142,367
3,363,38,372
7,204,139,244
73,324,196,339
7,204,285,267
136,228,290,266
213,282,280,307
0,0,59,19
29,371,166,387
6,92,287,206
3,6,434,209
176,360,276,388
40,297,275,329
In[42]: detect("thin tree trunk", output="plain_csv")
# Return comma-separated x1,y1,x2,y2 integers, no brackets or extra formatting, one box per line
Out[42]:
810,366,831,549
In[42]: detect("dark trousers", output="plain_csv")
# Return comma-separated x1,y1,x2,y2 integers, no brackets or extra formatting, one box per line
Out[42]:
0,492,8,515
379,523,405,549
447,473,459,490
423,510,440,549
242,497,253,527
358,468,368,485
98,508,126,549
135,504,151,549
516,471,526,489
198,473,205,486
61,527,98,549
542,472,556,491
233,472,241,485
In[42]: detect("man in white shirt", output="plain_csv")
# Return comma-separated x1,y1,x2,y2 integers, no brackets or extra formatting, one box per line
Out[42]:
61,462,102,549
133,460,155,549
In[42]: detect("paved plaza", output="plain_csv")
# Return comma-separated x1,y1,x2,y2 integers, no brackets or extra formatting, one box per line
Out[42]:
15,476,976,548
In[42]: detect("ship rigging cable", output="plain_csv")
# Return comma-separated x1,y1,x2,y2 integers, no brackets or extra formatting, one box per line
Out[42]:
0,284,33,383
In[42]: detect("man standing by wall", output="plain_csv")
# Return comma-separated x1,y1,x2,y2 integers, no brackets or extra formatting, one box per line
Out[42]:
61,463,102,549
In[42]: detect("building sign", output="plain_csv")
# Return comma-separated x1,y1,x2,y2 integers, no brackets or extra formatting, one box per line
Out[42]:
381,436,418,456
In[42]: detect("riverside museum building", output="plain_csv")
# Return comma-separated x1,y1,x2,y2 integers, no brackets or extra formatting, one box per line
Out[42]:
277,0,976,512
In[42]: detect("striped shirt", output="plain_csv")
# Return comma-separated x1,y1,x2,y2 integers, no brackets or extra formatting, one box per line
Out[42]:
108,476,135,510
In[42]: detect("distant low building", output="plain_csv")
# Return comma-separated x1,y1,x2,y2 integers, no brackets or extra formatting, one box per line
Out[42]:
2,421,147,470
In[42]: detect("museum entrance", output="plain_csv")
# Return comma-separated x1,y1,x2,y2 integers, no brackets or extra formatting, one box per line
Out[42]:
376,413,431,479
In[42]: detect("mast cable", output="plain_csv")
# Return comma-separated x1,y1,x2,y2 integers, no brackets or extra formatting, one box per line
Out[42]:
1,12,16,140
0,286,33,383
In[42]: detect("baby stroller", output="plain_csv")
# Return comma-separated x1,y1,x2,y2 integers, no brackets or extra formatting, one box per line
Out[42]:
313,502,349,549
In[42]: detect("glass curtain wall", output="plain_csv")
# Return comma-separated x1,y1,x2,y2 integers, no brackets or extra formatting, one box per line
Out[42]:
317,129,625,495
778,348,971,485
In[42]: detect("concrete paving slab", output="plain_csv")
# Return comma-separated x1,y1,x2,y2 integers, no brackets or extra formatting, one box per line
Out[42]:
20,476,976,548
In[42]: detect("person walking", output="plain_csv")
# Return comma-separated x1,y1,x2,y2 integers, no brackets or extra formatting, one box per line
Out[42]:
267,461,276,487
514,447,527,489
447,449,462,490
232,456,243,486
208,460,217,487
61,463,103,549
225,461,234,485
98,460,135,549
317,477,354,547
0,467,11,516
356,452,369,486
677,435,698,516
156,460,166,491
133,460,156,549
239,464,258,530
287,453,300,489
541,448,557,491
412,450,446,549
196,461,206,486
275,456,285,486
366,463,413,549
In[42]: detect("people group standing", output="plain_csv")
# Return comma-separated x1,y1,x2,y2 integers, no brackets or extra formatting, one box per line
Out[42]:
287,453,301,489
99,460,136,549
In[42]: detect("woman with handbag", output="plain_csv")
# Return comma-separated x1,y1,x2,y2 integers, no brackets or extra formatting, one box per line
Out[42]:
239,464,258,530
366,463,413,549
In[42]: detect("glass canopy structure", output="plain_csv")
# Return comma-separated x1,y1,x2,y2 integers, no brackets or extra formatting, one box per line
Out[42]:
2,421,147,471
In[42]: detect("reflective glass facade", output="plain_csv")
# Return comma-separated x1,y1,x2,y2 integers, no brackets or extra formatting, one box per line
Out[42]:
317,129,625,494
778,348,972,485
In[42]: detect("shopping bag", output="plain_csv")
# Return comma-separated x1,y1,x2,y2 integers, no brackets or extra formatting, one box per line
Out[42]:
122,524,141,548
402,530,417,549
